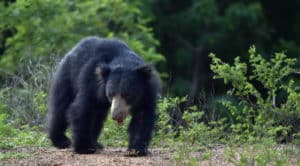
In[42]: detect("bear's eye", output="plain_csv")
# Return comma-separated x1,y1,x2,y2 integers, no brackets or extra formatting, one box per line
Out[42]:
123,93,133,101
123,94,130,99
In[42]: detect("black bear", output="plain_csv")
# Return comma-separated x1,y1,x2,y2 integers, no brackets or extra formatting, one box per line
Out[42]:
47,36,160,156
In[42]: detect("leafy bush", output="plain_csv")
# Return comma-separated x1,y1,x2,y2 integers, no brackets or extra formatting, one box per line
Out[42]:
153,96,226,148
0,59,52,127
0,112,48,149
98,117,129,147
210,46,300,142
0,0,164,75
225,138,299,166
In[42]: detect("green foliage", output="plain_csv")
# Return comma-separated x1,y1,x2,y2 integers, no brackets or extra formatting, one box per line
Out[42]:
154,96,200,165
98,117,129,147
225,138,299,166
0,152,32,160
157,96,226,145
153,96,226,165
210,46,300,141
180,110,226,148
153,96,188,143
0,60,51,127
0,0,164,75
0,113,14,138
171,141,199,166
0,112,48,149
201,151,213,161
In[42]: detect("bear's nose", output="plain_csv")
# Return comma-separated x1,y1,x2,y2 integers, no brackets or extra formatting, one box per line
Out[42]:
110,95,130,121
111,111,127,121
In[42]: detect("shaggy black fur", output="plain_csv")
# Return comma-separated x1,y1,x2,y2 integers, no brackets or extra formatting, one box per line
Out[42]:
47,37,159,155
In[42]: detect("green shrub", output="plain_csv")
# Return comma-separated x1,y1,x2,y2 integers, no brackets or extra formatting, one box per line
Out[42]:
0,0,164,75
225,138,299,166
0,112,48,149
153,96,226,148
0,60,52,127
98,117,129,147
210,46,300,142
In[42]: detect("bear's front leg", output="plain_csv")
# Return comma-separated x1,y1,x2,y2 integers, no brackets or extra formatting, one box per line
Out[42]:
126,111,156,157
91,107,109,150
68,98,96,154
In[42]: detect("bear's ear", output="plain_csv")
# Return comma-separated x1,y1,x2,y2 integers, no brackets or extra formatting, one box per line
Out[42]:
136,64,153,79
95,64,110,80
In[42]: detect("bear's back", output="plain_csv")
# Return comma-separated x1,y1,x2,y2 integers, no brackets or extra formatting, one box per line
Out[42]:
67,37,130,63
77,37,144,70
58,37,144,83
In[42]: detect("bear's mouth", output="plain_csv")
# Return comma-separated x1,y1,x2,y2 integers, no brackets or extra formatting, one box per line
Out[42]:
115,111,128,126
117,119,124,125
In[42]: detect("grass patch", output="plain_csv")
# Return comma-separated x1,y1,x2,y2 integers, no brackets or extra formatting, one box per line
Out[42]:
98,117,130,147
0,113,49,149
0,152,32,160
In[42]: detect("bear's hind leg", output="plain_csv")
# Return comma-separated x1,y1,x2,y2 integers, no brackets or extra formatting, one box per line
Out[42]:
48,114,71,149
47,78,74,149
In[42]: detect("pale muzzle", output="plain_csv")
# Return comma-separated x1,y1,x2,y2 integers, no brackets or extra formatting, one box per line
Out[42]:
110,95,130,125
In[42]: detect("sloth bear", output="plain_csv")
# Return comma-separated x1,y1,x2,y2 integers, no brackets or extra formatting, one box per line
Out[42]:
47,36,160,156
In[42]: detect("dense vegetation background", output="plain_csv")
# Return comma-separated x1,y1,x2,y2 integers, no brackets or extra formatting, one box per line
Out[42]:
0,0,299,165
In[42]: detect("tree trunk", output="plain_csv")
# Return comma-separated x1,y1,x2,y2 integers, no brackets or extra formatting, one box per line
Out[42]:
186,47,202,107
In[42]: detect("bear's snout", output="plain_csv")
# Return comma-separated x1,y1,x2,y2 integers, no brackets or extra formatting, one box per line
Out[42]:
110,95,130,124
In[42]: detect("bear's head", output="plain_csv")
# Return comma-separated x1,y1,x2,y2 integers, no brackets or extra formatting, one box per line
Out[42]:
95,64,153,125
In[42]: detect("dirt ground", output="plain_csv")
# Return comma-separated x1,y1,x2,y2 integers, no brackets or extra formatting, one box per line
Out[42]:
1,146,232,166
2,145,299,166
